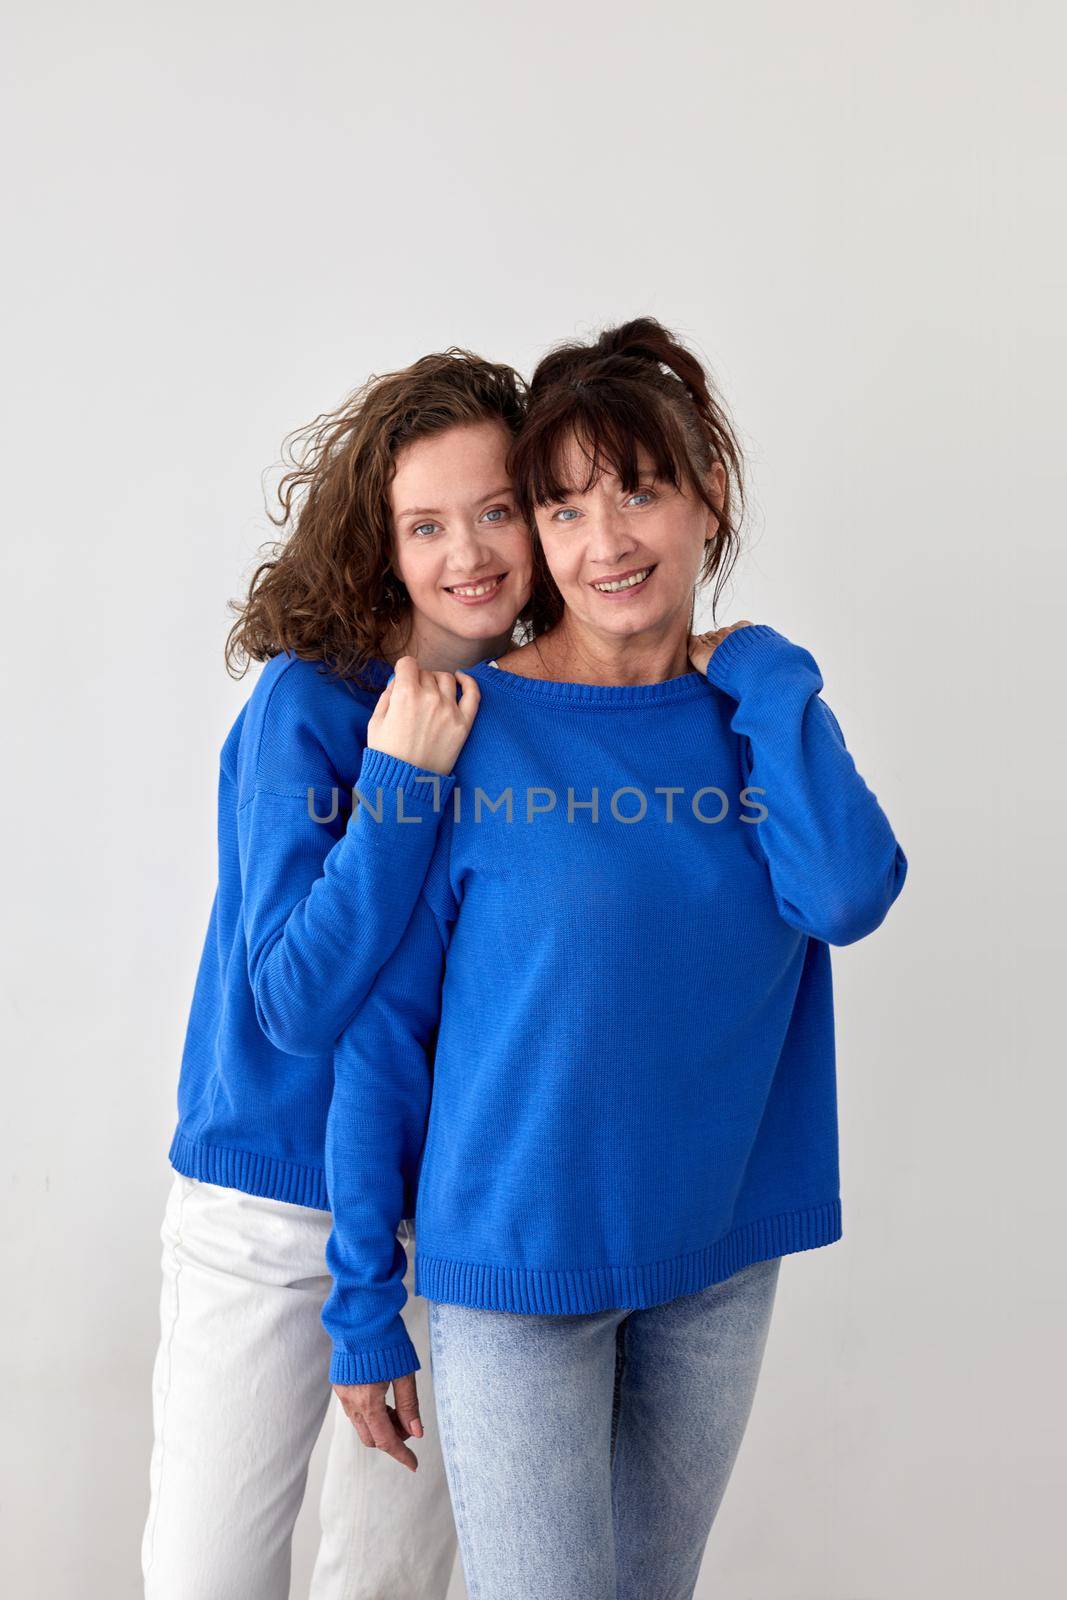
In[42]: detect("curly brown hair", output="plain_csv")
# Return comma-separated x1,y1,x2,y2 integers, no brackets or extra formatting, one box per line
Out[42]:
508,318,745,638
225,350,529,685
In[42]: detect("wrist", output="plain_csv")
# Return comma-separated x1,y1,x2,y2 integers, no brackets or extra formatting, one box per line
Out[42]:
357,745,456,810
705,624,818,696
330,1335,421,1386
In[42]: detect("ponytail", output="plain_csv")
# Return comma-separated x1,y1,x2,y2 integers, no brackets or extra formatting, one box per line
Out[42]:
528,317,731,470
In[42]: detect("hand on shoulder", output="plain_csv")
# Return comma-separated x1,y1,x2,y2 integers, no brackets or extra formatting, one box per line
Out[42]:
688,621,755,676
367,655,480,775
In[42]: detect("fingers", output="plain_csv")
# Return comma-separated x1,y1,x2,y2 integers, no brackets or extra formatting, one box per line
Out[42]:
692,621,755,650
453,671,481,726
349,1410,376,1450
391,654,422,682
384,1401,410,1440
385,657,468,705
334,1385,377,1449
392,1371,424,1439
367,678,393,725
687,633,715,674
333,1380,420,1473
689,622,756,675
364,1393,419,1472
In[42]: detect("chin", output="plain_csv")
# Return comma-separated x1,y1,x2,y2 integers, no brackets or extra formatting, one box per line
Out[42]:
436,604,510,637
585,605,663,635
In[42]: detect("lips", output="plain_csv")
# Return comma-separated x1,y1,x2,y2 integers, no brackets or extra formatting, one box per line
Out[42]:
443,572,508,601
590,564,656,594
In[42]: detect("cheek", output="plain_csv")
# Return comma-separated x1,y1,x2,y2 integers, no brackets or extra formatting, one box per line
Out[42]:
394,543,445,595
653,512,707,570
536,531,581,587
502,522,534,564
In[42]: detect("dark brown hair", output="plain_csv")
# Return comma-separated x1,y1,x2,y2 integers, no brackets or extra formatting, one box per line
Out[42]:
509,318,745,637
225,350,528,685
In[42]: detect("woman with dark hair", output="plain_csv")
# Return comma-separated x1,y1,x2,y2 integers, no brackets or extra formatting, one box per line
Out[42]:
142,351,534,1598
322,319,908,1598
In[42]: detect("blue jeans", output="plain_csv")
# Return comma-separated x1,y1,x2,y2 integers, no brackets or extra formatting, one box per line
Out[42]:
427,1255,782,1600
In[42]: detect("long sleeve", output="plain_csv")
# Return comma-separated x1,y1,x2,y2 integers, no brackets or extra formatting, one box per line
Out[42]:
322,876,455,1384
238,742,456,1057
705,624,908,946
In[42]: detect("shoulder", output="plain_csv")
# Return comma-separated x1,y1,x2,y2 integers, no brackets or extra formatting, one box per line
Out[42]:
490,639,550,680
252,651,382,714
238,652,385,794
244,651,392,736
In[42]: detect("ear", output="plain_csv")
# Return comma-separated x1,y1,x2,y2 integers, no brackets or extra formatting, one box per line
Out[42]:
704,462,726,541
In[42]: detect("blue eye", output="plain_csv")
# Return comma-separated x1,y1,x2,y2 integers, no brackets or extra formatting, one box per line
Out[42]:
553,508,580,523
413,522,438,537
482,506,510,523
628,491,654,507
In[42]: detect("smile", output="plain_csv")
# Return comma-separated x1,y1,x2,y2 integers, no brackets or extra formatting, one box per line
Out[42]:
444,573,508,601
590,565,656,595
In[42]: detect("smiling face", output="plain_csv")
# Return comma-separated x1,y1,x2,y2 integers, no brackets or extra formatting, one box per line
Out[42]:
388,420,533,659
532,433,724,648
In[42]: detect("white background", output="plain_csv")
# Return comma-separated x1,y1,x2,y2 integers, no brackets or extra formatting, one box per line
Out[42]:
3,2,1063,1595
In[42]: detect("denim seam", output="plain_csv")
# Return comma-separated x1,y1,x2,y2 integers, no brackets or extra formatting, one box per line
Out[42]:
429,1302,481,1600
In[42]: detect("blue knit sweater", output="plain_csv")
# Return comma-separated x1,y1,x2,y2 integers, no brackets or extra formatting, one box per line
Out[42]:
322,625,908,1384
169,650,457,1210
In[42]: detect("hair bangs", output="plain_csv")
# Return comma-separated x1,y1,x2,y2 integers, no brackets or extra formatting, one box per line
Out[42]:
511,386,695,518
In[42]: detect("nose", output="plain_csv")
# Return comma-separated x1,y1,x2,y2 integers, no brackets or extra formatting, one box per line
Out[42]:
444,523,499,577
585,505,638,567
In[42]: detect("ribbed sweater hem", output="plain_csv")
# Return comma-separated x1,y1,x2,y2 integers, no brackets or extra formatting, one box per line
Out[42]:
414,1200,842,1313
168,1130,329,1212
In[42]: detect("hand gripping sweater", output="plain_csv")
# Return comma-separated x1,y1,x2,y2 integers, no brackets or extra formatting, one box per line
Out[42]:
168,651,457,1210
321,625,908,1383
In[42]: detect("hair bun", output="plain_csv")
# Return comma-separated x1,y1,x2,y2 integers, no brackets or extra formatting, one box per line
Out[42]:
593,318,670,365
591,318,712,413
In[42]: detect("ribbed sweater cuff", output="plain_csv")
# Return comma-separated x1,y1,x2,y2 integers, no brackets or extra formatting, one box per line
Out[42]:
704,624,803,696
330,1335,422,1386
355,745,456,811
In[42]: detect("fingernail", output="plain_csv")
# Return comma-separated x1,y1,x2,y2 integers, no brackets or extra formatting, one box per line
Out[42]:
411,1418,423,1437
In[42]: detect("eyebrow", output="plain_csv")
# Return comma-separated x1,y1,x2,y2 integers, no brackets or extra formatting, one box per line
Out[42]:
544,471,660,503
397,485,514,520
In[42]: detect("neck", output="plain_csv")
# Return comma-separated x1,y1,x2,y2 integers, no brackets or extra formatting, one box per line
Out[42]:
534,610,697,687
381,614,516,675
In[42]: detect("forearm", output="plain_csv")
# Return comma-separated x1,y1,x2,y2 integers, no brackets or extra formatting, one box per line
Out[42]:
321,893,449,1380
706,625,908,945
242,746,455,1055
323,1071,426,1385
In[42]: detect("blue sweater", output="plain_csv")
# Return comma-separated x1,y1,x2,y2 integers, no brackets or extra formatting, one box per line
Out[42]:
169,651,457,1209
321,625,909,1384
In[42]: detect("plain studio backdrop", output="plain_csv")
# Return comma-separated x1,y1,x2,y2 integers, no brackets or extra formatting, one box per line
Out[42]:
2,2,1063,1596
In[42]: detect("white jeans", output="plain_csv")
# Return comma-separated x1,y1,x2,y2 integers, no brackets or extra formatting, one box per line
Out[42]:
141,1175,457,1600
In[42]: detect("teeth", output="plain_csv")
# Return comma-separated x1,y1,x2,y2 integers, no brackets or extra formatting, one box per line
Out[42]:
593,567,652,593
448,575,504,597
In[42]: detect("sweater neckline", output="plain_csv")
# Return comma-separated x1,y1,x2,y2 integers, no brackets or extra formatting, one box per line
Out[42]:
472,656,711,707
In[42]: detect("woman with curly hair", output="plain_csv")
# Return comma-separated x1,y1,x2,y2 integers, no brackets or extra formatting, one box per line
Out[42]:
321,319,908,1598
141,350,533,1599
